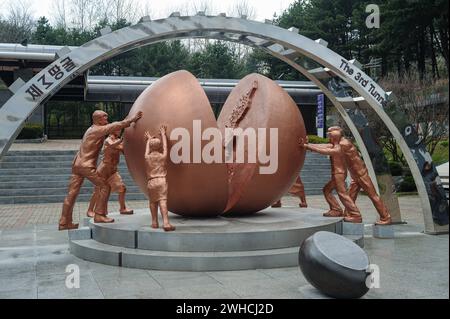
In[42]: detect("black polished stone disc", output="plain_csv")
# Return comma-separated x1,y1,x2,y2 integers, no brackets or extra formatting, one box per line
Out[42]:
299,231,370,299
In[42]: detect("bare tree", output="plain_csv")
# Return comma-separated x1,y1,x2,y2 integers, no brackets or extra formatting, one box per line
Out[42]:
68,0,108,31
106,0,140,24
52,0,68,29
137,0,153,20
227,0,257,63
183,0,217,52
361,72,450,165
382,73,449,156
0,0,35,43
227,0,256,19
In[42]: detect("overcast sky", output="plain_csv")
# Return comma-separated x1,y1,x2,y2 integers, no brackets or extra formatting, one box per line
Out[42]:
0,0,298,23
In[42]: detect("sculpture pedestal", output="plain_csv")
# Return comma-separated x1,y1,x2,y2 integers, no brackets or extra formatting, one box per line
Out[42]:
68,227,91,240
373,224,395,239
68,207,353,271
342,222,365,236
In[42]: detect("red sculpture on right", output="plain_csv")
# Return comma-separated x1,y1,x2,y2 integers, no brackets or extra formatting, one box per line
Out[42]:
300,127,391,225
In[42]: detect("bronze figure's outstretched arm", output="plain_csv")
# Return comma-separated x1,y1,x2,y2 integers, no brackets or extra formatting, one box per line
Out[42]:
160,125,168,158
100,111,143,136
299,137,339,156
144,131,151,158
306,144,340,156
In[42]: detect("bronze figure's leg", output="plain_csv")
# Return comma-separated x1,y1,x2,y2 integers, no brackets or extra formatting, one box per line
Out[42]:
271,199,282,207
159,199,175,232
287,176,308,208
108,172,133,214
358,174,392,225
111,173,133,215
149,201,159,228
59,173,84,230
348,179,360,203
345,180,360,217
334,174,362,223
118,187,134,215
85,170,114,223
86,186,98,218
322,179,344,217
297,182,307,208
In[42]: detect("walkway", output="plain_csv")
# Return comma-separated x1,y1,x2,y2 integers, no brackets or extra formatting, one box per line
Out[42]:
0,195,448,299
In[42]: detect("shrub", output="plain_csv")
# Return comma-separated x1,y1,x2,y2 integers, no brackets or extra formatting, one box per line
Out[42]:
399,175,417,192
307,135,329,144
388,161,403,176
432,140,449,165
17,124,44,139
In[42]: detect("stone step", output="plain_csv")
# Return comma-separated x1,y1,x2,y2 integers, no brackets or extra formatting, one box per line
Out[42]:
5,150,329,160
0,168,331,177
1,155,77,162
6,150,77,156
0,177,136,188
0,176,327,186
6,149,328,156
0,161,127,169
70,208,342,271
0,161,331,174
0,185,142,196
2,153,330,160
70,239,299,271
0,158,329,167
68,208,363,271
88,209,340,251
303,188,324,195
0,180,324,190
300,176,330,183
0,149,330,204
0,174,135,183
0,167,135,175
0,180,136,190
0,192,147,204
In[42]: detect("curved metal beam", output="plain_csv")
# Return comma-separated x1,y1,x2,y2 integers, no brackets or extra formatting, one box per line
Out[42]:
0,15,444,232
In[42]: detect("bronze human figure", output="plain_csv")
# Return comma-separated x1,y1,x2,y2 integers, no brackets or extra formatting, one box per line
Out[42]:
58,110,142,230
86,130,134,218
329,126,392,225
272,176,308,208
144,125,175,232
299,129,362,223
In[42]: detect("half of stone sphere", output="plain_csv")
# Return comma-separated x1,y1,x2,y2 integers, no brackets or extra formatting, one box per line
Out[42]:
217,73,306,215
123,70,229,216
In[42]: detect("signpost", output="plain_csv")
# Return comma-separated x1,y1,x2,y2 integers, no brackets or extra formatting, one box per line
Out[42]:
316,93,325,138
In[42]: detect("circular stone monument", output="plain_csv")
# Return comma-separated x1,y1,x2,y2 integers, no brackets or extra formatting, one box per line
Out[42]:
69,207,343,271
298,231,370,299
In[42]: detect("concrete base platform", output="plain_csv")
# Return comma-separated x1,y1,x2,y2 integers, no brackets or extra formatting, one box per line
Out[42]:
373,224,395,238
69,207,355,271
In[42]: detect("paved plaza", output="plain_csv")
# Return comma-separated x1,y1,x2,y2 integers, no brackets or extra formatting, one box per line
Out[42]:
0,194,448,299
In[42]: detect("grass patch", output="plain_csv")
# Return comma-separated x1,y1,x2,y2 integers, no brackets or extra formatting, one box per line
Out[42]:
432,140,449,165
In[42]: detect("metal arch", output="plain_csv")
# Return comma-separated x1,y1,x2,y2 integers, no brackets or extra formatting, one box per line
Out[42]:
0,15,443,232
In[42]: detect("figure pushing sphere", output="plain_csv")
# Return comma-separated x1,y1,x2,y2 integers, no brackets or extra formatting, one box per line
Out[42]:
144,125,175,232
